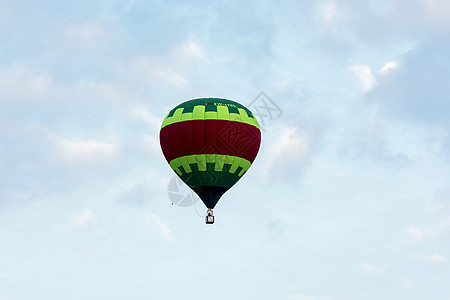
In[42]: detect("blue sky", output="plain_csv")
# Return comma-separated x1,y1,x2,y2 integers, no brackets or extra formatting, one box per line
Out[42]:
1,0,450,299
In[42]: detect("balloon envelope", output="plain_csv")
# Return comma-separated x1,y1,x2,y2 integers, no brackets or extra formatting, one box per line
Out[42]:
159,98,261,209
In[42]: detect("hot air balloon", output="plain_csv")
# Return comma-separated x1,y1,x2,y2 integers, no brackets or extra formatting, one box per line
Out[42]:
159,98,261,224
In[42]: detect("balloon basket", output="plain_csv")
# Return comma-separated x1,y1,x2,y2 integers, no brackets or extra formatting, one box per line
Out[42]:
205,209,215,224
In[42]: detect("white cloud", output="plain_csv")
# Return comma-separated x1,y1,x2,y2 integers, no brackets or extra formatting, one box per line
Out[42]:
263,126,310,173
62,22,111,51
429,217,450,239
427,200,450,213
129,56,188,88
427,188,450,213
368,38,450,126
147,213,173,241
128,106,163,130
141,134,160,154
423,0,450,18
402,217,450,247
400,277,417,290
113,39,209,89
320,1,340,22
0,64,51,97
173,40,207,61
350,64,375,92
379,61,400,75
82,81,134,105
412,254,447,264
286,294,316,300
70,208,105,234
55,137,120,165
289,281,309,290
66,22,103,42
427,203,447,213
359,263,390,274
405,226,424,240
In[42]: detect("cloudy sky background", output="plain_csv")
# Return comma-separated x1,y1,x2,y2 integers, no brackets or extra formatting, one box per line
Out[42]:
1,0,450,299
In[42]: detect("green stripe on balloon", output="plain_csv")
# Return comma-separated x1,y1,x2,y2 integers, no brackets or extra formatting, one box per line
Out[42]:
161,97,260,130
161,105,260,129
166,98,254,117
169,154,251,177
174,159,249,190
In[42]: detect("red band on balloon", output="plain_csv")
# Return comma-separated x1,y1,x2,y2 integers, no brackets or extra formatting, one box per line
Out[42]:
160,119,261,163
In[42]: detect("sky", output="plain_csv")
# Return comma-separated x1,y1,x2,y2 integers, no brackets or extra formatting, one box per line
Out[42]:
1,0,450,299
